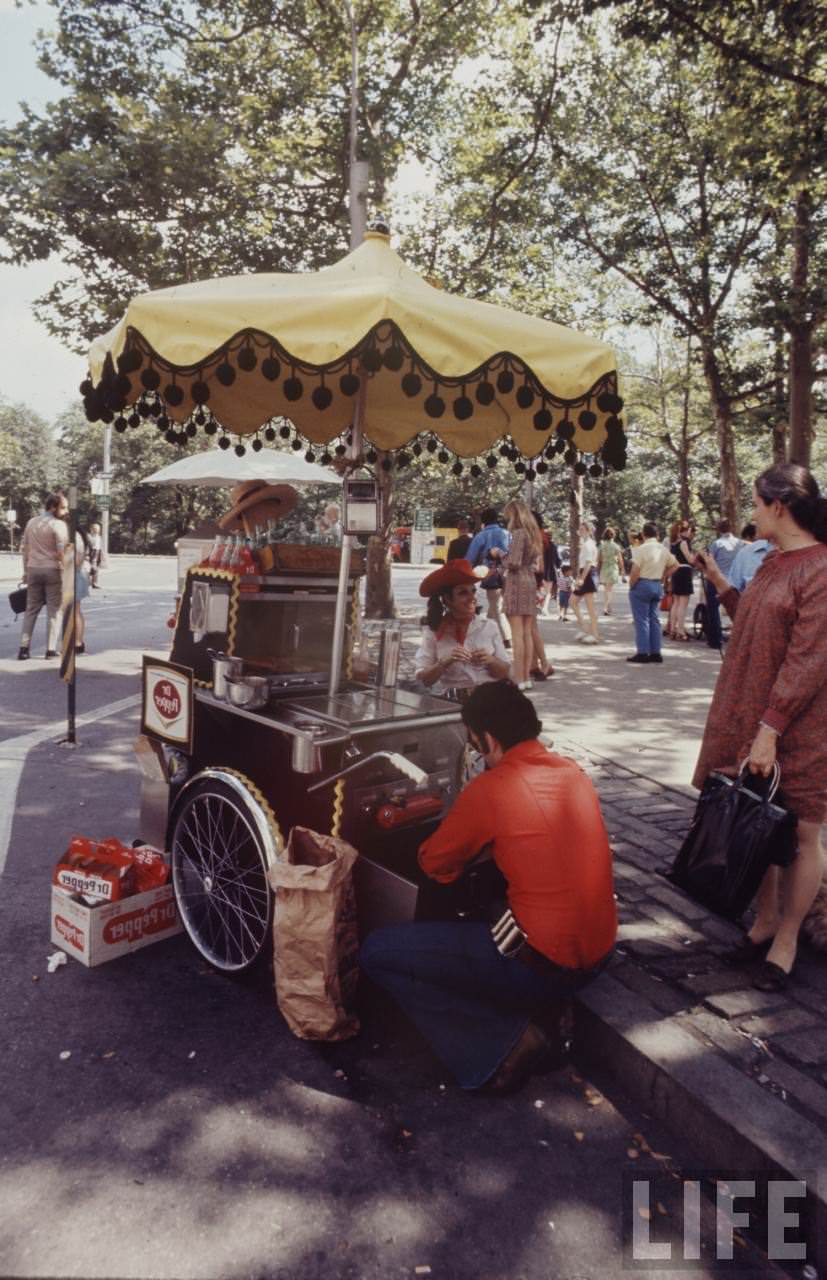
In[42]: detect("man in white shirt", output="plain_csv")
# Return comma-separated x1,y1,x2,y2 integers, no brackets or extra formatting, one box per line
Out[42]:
18,492,69,659
626,523,678,663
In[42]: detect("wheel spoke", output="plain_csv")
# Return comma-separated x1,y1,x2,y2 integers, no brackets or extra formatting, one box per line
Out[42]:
171,783,273,972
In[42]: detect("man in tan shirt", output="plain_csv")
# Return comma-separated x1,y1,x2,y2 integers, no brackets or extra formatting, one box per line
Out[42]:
626,522,678,664
18,492,69,659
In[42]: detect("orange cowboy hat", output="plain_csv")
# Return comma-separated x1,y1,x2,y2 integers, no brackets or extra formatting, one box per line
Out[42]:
419,559,487,597
218,480,298,533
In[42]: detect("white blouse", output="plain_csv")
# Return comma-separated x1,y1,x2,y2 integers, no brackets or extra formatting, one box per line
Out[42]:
414,615,510,691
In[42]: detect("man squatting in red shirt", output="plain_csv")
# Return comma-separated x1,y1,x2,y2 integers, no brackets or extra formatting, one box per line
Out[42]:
360,680,617,1094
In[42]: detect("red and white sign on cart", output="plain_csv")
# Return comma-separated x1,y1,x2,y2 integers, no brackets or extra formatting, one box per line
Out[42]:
141,657,193,750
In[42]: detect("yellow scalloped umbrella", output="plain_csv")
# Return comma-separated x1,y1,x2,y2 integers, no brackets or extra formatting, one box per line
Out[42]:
86,229,626,469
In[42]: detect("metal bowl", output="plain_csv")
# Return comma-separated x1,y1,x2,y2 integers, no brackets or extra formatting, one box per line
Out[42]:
223,675,270,710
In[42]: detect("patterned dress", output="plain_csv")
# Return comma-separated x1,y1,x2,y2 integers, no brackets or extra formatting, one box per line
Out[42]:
692,543,827,822
503,528,539,615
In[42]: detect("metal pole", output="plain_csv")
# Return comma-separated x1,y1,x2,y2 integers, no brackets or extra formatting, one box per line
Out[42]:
101,423,112,559
344,0,368,247
328,7,366,696
328,378,366,695
63,479,78,745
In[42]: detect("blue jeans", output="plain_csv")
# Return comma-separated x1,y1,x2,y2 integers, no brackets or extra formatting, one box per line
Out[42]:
704,579,722,648
361,921,600,1089
629,579,663,655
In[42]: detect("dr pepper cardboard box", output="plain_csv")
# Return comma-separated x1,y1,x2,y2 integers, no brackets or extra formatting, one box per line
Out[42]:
50,883,182,967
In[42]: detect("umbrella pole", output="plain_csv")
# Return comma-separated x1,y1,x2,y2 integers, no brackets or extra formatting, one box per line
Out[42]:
328,380,366,695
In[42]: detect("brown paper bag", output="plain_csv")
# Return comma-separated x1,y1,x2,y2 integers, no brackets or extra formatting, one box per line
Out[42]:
268,826,360,1041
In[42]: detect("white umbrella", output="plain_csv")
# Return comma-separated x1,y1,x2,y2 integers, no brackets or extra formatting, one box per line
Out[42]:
141,447,338,487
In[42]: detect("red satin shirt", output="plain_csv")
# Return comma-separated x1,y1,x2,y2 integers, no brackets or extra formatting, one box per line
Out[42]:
418,740,617,969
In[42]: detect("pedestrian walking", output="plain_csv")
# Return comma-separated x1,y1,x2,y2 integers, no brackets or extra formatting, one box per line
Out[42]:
18,492,69,660
703,519,742,649
597,526,625,616
556,564,574,620
87,522,103,587
625,523,678,664
446,518,473,561
466,507,511,648
693,463,827,992
572,522,600,644
494,501,545,689
666,520,695,641
728,522,771,591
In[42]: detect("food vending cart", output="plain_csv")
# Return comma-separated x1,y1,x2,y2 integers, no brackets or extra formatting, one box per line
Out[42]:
85,225,625,975
137,535,470,973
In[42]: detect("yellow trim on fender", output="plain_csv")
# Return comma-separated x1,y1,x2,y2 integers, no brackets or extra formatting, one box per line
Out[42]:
221,765,284,852
331,778,345,838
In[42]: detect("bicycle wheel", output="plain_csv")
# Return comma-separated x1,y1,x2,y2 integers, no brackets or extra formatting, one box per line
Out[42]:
170,771,278,973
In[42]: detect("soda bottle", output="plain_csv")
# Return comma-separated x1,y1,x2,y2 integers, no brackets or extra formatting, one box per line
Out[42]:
208,533,226,568
240,537,257,575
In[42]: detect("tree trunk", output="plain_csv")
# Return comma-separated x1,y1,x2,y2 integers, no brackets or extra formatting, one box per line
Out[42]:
788,187,814,467
363,452,396,618
701,344,739,526
569,470,583,568
677,341,692,519
772,335,787,464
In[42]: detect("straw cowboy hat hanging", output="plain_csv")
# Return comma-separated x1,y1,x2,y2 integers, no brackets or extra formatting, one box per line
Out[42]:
218,481,298,535
83,222,627,481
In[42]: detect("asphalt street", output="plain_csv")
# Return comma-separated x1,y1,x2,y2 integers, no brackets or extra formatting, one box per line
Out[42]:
0,556,785,1280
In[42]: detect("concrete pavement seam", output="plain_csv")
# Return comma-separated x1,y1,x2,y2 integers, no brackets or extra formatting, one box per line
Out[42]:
0,693,140,877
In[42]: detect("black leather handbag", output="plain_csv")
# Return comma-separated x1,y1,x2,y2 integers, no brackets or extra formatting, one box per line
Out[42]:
667,764,797,920
8,584,26,616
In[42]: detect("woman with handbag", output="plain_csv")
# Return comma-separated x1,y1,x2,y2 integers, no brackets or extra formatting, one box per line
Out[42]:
693,463,827,991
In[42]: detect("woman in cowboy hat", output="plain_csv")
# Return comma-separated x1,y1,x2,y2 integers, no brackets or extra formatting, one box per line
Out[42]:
415,559,511,698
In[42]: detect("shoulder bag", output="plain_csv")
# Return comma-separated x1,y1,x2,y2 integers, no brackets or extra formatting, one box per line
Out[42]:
667,763,797,920
9,583,27,616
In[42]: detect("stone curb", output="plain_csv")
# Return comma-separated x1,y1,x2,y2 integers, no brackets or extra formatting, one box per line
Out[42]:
573,975,827,1268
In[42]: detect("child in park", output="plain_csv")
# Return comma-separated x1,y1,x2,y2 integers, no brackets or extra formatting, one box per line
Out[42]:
557,564,574,621
558,565,576,619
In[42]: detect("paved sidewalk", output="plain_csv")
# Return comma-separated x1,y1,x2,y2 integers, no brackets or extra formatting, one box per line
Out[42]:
545,735,827,1264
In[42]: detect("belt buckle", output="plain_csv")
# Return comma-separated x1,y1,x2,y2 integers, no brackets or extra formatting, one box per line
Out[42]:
490,907,527,958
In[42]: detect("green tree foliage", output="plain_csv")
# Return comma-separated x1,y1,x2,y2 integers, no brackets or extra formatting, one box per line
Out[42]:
54,410,226,549
0,0,499,347
571,0,827,465
0,399,56,535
